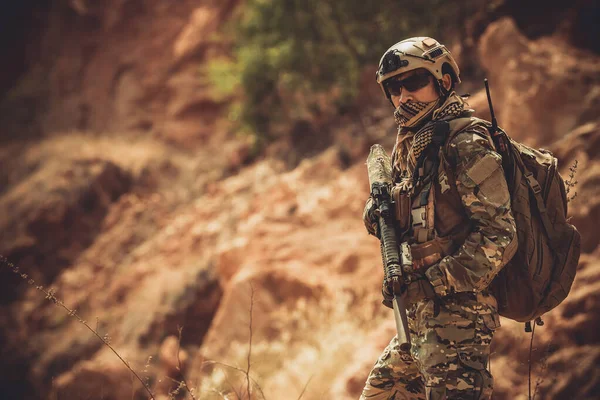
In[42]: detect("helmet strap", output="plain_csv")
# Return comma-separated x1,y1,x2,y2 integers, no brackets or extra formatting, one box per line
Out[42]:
436,79,451,98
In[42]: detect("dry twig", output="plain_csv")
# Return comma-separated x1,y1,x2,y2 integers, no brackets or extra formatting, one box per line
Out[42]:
296,375,313,400
565,160,579,203
176,326,197,400
1,255,157,400
246,283,255,399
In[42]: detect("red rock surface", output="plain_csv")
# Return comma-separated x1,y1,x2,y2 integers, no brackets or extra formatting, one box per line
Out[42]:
477,18,600,147
0,0,239,146
0,4,599,400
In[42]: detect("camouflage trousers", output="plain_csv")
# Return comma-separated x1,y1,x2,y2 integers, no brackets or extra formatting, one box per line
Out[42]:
360,294,500,400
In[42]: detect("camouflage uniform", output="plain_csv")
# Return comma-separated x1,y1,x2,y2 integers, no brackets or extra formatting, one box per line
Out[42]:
361,111,517,399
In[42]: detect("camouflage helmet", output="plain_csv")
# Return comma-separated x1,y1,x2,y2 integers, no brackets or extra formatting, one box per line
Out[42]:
376,37,461,99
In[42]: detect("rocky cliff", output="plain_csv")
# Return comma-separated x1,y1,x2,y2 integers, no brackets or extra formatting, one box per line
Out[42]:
1,1,599,399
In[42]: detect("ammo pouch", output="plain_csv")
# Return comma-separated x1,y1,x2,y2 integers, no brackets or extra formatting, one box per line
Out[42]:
391,185,411,233
410,181,435,244
391,181,436,243
410,236,452,271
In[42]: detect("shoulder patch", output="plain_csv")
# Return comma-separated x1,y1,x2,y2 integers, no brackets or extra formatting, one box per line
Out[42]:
466,153,502,185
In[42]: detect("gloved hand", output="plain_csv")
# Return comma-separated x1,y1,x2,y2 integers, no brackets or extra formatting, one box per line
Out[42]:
381,277,437,309
381,276,404,309
381,279,395,308
363,196,379,237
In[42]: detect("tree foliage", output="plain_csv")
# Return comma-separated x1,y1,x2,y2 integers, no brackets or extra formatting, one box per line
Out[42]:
209,0,475,142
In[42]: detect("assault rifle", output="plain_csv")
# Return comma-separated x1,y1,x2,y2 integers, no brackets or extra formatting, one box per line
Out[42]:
366,144,412,352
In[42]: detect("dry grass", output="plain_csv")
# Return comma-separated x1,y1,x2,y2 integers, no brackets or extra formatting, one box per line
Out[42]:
0,254,210,400
198,286,387,399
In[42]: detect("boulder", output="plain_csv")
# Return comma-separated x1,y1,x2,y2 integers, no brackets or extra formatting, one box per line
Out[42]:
478,18,600,146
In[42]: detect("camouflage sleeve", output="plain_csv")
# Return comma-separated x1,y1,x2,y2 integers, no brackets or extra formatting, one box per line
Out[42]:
425,129,518,295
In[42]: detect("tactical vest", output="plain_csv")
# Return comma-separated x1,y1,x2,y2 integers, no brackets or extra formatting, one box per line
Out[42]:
392,118,482,275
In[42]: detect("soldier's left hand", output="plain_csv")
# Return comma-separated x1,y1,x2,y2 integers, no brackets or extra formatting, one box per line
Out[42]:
382,278,438,308
381,277,405,309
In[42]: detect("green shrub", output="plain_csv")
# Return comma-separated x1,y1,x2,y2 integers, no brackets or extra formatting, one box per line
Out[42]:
209,0,478,146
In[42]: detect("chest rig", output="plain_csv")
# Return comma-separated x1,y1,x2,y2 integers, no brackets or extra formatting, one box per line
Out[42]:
392,118,481,273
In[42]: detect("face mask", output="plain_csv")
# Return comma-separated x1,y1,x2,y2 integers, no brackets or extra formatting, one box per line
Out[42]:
393,98,441,128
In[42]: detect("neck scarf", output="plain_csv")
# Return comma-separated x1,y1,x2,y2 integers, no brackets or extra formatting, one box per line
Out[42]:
391,92,472,190
393,97,441,128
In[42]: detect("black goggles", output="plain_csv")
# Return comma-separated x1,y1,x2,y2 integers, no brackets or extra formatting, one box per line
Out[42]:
384,72,432,97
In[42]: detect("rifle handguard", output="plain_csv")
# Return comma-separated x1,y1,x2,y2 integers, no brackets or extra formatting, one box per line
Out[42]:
379,217,402,280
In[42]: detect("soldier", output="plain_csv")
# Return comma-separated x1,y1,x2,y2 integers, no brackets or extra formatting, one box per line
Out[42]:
361,37,517,399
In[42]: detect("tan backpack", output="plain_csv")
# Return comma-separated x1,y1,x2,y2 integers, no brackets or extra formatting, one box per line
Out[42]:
444,117,581,323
